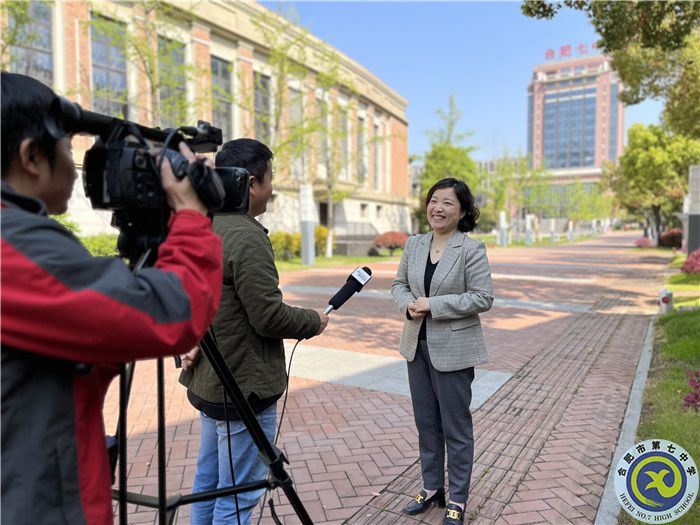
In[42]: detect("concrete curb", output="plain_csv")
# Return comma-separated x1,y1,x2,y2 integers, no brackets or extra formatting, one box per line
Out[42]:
595,315,656,525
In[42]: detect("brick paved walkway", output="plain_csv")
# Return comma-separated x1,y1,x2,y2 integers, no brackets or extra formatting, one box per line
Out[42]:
104,232,669,524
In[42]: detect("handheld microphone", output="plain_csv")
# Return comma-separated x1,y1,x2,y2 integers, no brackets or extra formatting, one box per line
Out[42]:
323,267,372,314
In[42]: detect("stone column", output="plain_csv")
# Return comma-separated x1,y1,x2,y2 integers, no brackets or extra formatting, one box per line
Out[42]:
688,165,700,253
498,211,508,246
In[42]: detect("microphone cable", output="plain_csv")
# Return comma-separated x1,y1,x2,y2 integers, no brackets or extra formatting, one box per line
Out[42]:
200,329,243,525
223,392,242,525
255,337,302,525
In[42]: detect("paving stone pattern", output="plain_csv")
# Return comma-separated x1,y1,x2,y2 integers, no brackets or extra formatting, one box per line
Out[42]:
103,233,667,524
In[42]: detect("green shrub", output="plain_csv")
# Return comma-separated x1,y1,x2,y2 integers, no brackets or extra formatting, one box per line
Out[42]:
81,233,119,256
315,225,329,255
291,233,302,258
269,231,295,261
53,214,80,234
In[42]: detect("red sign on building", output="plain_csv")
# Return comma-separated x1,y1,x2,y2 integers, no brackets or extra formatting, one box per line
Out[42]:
545,42,600,60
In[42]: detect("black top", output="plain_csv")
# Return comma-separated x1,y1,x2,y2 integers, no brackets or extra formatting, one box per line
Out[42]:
187,389,281,421
418,252,439,341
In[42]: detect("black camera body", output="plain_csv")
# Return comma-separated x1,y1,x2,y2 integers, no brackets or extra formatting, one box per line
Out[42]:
82,138,248,215
44,97,250,264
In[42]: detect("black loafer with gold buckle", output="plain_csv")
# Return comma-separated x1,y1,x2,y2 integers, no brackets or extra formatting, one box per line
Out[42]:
443,503,464,524
403,488,446,515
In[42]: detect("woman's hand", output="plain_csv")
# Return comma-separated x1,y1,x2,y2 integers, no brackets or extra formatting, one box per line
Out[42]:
408,297,430,319
413,297,431,314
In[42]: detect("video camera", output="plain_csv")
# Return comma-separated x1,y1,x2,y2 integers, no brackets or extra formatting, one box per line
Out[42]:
44,97,249,264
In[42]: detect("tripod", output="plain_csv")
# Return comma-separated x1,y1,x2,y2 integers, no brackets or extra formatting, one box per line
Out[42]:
109,325,312,524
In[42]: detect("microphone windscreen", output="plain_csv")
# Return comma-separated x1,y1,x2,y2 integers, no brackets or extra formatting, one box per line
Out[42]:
328,279,362,310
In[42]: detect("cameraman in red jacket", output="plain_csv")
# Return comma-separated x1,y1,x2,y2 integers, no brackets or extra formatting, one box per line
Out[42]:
1,72,223,525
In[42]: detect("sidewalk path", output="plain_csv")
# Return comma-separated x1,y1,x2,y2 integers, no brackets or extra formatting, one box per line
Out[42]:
103,232,669,524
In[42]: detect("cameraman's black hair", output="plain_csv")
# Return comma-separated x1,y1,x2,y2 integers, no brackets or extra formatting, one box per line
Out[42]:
425,177,480,233
1,72,58,176
215,138,273,183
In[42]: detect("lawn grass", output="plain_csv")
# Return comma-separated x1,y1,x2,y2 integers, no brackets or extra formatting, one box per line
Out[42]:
666,272,700,291
471,233,594,248
619,309,700,525
275,253,400,273
669,253,687,269
665,271,700,309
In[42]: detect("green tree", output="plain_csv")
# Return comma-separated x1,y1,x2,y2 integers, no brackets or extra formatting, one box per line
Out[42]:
522,1,700,139
421,143,478,197
611,32,700,138
521,1,700,53
87,0,204,126
602,124,700,245
1,1,38,68
480,152,552,239
564,179,610,224
239,8,316,181
311,45,366,257
419,97,478,232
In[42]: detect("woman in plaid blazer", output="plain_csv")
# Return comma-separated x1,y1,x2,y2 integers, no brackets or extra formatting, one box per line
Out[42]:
392,177,494,525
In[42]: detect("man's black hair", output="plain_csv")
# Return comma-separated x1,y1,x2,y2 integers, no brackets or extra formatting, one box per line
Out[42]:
215,138,273,183
425,177,480,233
1,72,58,176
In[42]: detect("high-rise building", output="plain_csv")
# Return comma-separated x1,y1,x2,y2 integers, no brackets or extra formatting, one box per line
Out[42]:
528,54,624,185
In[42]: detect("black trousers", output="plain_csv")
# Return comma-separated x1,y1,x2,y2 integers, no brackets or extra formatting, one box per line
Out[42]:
407,340,475,503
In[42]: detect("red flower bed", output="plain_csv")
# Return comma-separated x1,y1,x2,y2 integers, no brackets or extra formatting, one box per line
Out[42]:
681,248,700,274
659,228,683,248
373,231,409,255
634,237,653,248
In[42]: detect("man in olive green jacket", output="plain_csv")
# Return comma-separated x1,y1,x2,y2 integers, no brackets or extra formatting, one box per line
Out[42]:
179,138,328,525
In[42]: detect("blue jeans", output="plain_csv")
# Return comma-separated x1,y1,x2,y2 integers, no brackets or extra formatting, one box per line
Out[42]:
190,405,277,525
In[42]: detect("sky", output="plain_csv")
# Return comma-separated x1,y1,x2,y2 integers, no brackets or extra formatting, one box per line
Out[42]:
262,1,663,161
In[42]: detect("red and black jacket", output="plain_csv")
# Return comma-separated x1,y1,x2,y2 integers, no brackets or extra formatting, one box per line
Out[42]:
1,181,222,525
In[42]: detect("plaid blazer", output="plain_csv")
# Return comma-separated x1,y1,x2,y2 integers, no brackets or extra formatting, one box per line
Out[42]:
391,229,494,372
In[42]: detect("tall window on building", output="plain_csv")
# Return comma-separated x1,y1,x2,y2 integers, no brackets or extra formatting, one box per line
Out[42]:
357,116,366,184
527,93,533,167
543,87,596,169
339,107,349,180
158,36,187,128
91,16,128,118
8,1,53,86
254,72,271,143
316,98,329,179
288,87,304,179
211,56,233,140
374,122,382,191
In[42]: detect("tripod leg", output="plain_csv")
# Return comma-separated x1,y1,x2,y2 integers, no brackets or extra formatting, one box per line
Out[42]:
158,357,167,525
198,330,313,525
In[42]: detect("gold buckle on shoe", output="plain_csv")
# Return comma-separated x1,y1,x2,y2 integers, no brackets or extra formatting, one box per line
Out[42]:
414,493,425,503
446,509,463,520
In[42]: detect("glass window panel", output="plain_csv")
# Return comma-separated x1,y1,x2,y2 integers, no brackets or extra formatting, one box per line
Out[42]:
9,2,54,84
91,16,127,118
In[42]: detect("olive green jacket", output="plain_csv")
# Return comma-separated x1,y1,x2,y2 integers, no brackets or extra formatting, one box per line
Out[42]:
179,214,320,403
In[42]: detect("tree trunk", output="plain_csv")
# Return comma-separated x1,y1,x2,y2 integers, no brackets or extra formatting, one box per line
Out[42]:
652,205,663,247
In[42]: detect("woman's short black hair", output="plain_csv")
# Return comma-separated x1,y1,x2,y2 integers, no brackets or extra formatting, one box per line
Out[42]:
1,72,58,176
425,177,480,233
215,138,274,183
